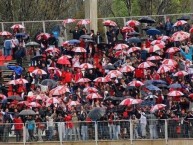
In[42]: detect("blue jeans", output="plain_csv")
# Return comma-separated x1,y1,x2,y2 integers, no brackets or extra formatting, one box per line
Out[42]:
81,125,88,140
149,125,158,139
4,49,11,56
48,126,54,140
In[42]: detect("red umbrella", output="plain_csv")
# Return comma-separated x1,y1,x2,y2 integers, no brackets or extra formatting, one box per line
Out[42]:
114,50,127,57
121,26,134,33
68,101,80,106
57,56,71,65
189,28,193,33
173,71,188,77
127,47,141,54
126,20,140,27
7,80,18,85
151,40,165,46
157,35,170,41
29,102,41,108
166,47,180,53
167,90,184,97
76,78,91,83
94,77,109,83
138,61,155,68
48,67,62,76
103,20,117,27
32,69,47,75
128,80,144,87
83,87,98,93
162,59,177,66
45,47,60,53
72,47,86,53
16,78,28,84
80,63,93,69
0,94,7,100
36,33,51,40
86,93,103,99
47,98,60,104
0,31,12,36
77,19,91,25
11,24,25,29
119,65,135,73
150,104,166,113
173,20,187,27
147,56,162,61
147,44,164,53
113,44,128,50
120,98,142,106
171,31,190,42
63,18,76,24
50,86,70,96
157,65,173,74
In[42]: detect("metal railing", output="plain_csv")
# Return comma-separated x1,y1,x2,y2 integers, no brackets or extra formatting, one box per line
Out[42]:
0,13,193,41
0,118,193,144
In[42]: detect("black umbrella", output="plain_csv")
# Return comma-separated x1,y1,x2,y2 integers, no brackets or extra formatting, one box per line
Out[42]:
26,41,40,47
19,109,36,116
104,64,116,70
7,96,23,101
88,107,106,121
80,35,92,39
41,79,57,89
138,17,156,23
104,96,125,101
85,39,95,43
128,31,140,37
127,37,141,44
177,15,190,21
31,55,45,60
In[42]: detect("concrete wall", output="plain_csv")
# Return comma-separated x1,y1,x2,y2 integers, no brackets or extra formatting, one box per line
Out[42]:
3,140,193,145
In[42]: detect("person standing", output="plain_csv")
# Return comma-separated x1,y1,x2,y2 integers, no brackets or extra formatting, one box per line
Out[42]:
13,116,23,142
70,26,81,40
26,116,36,142
3,120,11,142
164,18,173,36
3,36,12,56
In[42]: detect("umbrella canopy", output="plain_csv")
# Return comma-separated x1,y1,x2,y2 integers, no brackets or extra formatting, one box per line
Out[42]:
76,78,91,83
121,26,134,33
158,35,170,41
0,31,12,36
150,104,166,113
173,20,187,27
146,28,161,35
162,59,177,66
11,24,25,29
31,55,45,61
103,20,117,27
19,109,36,116
127,47,141,54
119,65,135,73
113,44,128,50
126,20,140,27
151,40,165,46
138,17,156,23
80,63,93,69
120,98,142,106
7,96,23,101
80,35,92,39
147,44,164,53
63,18,76,24
32,69,47,75
47,97,60,104
167,90,184,97
128,80,144,87
36,33,51,40
88,107,106,121
94,77,110,83
50,86,70,96
173,71,188,77
166,47,180,53
68,39,80,45
168,83,182,89
16,78,28,84
145,95,158,99
26,41,40,47
171,31,190,42
128,31,140,37
45,47,60,53
138,61,155,68
146,85,161,91
86,93,103,100
104,64,116,70
83,87,98,93
72,47,86,53
68,101,80,106
157,65,173,74
147,56,162,61
41,79,57,89
57,56,71,65
127,37,141,44
77,19,91,25
29,102,41,108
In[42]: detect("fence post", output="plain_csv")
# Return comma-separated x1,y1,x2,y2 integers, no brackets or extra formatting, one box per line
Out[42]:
58,122,63,145
23,123,26,145
42,21,46,33
1,23,4,31
103,18,108,43
123,17,126,26
130,119,133,145
95,121,98,145
165,119,168,145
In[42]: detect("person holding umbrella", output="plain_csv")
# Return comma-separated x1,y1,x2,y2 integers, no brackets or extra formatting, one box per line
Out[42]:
13,115,23,142
26,116,36,141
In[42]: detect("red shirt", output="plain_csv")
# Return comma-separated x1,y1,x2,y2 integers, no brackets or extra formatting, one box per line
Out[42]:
13,118,23,130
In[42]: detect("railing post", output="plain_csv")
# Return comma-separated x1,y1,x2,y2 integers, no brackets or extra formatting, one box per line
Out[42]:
95,121,98,145
58,122,63,145
1,23,4,31
42,21,46,33
130,119,133,145
123,17,126,26
23,123,26,145
165,119,168,145
164,15,167,23
103,18,108,43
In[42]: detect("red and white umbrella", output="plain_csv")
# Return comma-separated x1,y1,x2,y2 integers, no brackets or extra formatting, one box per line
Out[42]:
7,80,18,85
114,50,127,57
16,78,28,84
77,19,91,25
150,104,166,113
189,28,193,33
50,86,70,96
48,67,62,76
146,44,164,53
68,101,80,106
29,102,41,108
18,101,29,106
63,18,76,24
32,69,47,75
128,80,144,87
157,35,170,41
72,47,86,53
120,98,142,106
45,47,60,53
162,59,177,66
119,65,135,73
167,90,184,97
0,94,7,100
113,44,128,50
47,97,60,104
171,31,190,42
126,20,140,27
0,31,12,36
80,63,93,69
173,20,187,27
151,40,165,46
36,33,51,40
108,70,122,77
94,77,109,83
83,87,98,93
121,26,134,33
147,56,162,61
86,93,103,99
173,71,188,77
103,20,117,27
157,65,173,74
138,61,155,68
166,47,180,53
127,47,141,54
76,78,91,83
11,24,25,29
57,56,71,65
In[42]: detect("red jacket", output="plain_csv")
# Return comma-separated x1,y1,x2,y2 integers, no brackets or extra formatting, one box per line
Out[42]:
13,118,23,130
